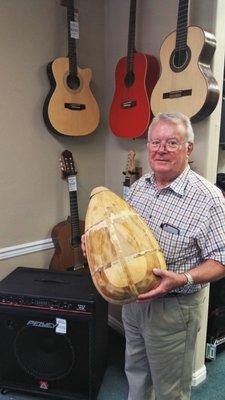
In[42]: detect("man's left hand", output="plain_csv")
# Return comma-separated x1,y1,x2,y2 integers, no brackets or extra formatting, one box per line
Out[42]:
137,268,186,302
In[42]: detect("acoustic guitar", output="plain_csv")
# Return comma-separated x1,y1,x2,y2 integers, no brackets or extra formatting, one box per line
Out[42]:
43,0,100,136
109,0,159,139
49,150,86,272
150,0,219,122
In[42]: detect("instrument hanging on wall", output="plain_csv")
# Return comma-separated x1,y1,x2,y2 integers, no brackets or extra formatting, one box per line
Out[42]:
85,187,167,305
109,0,159,139
122,149,141,198
123,150,136,198
150,0,219,122
43,0,100,136
49,150,86,272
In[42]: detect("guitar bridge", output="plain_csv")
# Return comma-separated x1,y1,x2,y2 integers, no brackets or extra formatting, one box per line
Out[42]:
163,89,192,99
65,103,86,110
121,100,137,109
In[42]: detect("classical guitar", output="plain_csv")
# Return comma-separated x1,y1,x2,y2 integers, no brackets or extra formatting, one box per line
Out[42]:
109,0,159,139
43,0,100,136
49,150,86,272
150,0,219,122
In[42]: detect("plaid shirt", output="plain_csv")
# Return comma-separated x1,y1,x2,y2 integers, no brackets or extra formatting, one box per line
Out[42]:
126,165,225,294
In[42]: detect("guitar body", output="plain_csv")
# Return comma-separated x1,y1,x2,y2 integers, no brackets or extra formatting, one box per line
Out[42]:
150,26,219,122
43,57,100,136
49,217,86,272
109,52,159,138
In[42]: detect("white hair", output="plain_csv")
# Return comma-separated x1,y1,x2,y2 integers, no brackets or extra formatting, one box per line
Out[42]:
148,112,194,143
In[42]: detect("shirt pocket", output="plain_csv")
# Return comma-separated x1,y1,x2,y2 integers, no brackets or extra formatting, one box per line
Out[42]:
157,226,194,263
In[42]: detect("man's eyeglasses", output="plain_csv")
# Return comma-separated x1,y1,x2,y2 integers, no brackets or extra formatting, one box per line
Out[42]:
147,139,188,152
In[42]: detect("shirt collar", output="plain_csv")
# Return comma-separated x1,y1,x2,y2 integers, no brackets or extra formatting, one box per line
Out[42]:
145,165,190,196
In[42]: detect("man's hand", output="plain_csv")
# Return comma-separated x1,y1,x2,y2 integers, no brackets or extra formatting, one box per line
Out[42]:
81,234,87,257
137,268,187,302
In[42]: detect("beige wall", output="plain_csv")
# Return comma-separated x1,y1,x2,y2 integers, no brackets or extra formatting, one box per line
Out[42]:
0,0,105,266
1,0,225,386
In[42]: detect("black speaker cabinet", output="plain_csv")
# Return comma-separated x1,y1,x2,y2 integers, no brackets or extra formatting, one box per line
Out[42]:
207,278,225,341
0,267,108,400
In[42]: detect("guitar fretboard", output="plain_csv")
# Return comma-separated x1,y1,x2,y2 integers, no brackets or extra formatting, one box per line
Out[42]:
175,0,189,51
127,0,136,73
69,190,80,246
67,0,78,76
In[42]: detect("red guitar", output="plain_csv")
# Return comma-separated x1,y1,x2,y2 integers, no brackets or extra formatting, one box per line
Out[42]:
109,0,159,139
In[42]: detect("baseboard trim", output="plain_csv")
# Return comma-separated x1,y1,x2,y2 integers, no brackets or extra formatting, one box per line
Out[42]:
0,238,54,260
191,364,207,386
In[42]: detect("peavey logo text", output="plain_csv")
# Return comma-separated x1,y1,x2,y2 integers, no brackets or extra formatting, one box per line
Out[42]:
27,320,57,329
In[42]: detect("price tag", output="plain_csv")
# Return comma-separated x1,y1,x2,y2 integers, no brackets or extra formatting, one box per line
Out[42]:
70,10,79,39
56,318,67,334
68,176,77,192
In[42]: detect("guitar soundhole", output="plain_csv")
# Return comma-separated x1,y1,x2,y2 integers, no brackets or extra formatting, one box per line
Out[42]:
124,71,135,87
170,47,191,72
67,74,80,90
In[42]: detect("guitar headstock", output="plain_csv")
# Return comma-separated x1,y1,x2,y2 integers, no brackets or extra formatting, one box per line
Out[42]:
122,150,137,196
60,150,77,179
124,150,136,177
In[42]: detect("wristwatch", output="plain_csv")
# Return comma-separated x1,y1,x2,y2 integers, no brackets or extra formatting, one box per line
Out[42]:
183,271,194,286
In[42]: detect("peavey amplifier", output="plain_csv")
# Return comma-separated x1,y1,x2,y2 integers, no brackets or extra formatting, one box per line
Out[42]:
0,267,108,400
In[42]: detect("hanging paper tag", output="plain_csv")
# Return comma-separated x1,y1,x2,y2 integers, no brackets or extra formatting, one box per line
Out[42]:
68,176,77,192
70,9,79,39
56,318,67,334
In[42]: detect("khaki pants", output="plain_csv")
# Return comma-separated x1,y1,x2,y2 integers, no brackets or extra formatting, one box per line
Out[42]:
122,289,206,400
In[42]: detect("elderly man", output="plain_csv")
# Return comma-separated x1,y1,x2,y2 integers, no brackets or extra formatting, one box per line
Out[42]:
122,112,225,400
81,112,225,400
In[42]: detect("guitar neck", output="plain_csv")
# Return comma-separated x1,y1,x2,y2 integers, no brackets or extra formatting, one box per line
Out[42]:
69,190,80,246
127,0,136,72
176,0,189,50
67,0,78,76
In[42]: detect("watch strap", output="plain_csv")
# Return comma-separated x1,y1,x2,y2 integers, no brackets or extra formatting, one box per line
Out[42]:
183,271,194,285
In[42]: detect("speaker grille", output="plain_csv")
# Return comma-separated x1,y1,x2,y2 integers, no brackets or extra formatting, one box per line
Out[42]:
14,326,75,380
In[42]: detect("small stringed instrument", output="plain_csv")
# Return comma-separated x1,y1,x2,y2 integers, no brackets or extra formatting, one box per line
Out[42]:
109,0,159,139
122,150,137,198
49,150,86,272
43,0,100,136
150,0,219,122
